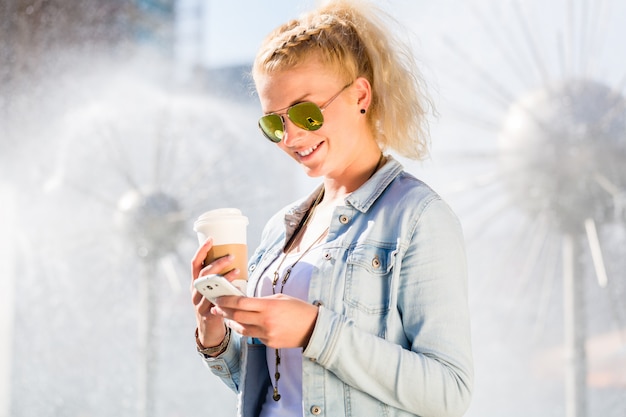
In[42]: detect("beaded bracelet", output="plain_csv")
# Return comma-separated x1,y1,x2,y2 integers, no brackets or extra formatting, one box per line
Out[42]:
195,325,231,357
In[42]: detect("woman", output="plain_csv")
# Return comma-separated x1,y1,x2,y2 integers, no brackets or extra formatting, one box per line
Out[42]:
190,1,473,416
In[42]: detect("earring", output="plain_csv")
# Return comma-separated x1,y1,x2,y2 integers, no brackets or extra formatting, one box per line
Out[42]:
360,109,366,114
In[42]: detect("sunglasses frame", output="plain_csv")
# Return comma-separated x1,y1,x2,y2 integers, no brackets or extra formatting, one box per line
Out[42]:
258,82,353,143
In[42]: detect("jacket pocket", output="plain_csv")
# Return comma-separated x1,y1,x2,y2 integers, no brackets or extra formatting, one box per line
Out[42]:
344,243,396,316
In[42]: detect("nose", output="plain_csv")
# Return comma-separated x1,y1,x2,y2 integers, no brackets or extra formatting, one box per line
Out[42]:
281,117,305,146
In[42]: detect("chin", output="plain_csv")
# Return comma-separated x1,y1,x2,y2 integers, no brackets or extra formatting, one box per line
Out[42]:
300,164,325,179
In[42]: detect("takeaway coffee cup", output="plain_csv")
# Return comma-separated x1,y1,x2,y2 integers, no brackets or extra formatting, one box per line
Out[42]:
193,208,249,282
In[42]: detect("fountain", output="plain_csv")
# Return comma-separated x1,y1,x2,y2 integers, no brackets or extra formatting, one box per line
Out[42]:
499,78,626,417
1,56,299,416
423,1,626,416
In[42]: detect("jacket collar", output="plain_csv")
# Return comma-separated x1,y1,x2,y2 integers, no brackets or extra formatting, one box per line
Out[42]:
345,155,403,213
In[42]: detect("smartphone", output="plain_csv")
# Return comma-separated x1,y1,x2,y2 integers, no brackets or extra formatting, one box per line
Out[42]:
194,274,245,303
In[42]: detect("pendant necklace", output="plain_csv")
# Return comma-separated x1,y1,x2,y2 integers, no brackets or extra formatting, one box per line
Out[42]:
270,187,328,401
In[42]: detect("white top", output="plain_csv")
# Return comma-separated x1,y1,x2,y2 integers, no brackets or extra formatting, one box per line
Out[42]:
256,242,325,417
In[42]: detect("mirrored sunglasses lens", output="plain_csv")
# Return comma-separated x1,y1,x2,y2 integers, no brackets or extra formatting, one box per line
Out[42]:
259,115,284,142
288,102,324,131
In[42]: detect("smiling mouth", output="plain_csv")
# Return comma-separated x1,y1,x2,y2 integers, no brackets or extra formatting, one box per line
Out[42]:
296,142,321,157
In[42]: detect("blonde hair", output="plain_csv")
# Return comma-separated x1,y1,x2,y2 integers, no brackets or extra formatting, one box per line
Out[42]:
252,0,433,160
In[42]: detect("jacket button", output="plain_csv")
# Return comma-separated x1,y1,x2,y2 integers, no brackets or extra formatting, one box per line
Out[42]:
210,365,223,371
310,405,322,415
312,300,323,307
372,256,381,268
323,253,331,260
339,215,349,224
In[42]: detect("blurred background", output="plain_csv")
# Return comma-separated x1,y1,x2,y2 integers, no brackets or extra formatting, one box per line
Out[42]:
1,0,624,416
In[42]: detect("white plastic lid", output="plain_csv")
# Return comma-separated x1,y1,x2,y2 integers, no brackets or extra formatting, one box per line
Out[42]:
193,208,248,245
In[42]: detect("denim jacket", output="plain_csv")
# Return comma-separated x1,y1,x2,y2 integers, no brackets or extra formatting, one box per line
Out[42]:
201,156,473,417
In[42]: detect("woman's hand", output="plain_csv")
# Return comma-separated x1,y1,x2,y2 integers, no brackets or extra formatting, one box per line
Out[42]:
210,294,319,349
190,237,243,348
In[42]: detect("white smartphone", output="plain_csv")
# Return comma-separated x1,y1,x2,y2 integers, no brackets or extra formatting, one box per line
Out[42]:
194,274,245,303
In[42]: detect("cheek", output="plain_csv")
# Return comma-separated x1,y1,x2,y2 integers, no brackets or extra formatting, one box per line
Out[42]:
322,107,355,137
276,141,300,161
319,119,349,146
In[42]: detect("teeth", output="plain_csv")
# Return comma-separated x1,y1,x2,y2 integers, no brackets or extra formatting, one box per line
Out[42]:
297,143,318,157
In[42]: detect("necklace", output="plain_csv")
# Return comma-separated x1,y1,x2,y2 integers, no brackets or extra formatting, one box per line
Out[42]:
270,187,328,402
271,227,329,295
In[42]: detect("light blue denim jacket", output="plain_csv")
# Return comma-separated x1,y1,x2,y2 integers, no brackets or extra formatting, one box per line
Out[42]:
201,156,473,417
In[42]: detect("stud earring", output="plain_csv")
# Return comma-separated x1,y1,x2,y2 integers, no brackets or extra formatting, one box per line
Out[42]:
360,108,366,114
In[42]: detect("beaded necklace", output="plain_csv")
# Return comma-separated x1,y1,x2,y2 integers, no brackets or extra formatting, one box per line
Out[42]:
270,187,328,401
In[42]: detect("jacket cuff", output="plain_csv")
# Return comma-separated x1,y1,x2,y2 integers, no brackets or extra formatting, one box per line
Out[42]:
302,305,348,366
200,331,241,391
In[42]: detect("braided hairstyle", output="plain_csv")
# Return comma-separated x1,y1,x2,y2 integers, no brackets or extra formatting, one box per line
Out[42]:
252,0,433,161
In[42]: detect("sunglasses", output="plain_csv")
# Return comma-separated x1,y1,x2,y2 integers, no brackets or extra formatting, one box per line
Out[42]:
258,82,353,143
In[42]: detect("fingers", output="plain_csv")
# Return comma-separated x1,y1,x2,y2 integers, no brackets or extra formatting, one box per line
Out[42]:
221,267,242,282
190,282,215,314
213,294,263,312
190,255,235,305
199,254,234,277
190,241,241,318
223,319,264,342
191,237,213,279
191,242,241,282
213,295,318,349
195,296,214,316
210,296,263,334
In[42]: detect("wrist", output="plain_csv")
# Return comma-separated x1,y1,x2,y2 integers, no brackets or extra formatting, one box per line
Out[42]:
195,325,230,357
197,322,225,347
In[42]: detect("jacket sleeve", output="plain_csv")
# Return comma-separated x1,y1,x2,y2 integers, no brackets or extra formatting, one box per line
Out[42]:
199,322,243,393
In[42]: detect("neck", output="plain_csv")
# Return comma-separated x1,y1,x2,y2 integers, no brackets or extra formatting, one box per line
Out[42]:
321,152,384,203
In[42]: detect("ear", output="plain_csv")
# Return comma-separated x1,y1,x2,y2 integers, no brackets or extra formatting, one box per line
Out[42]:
353,76,372,112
